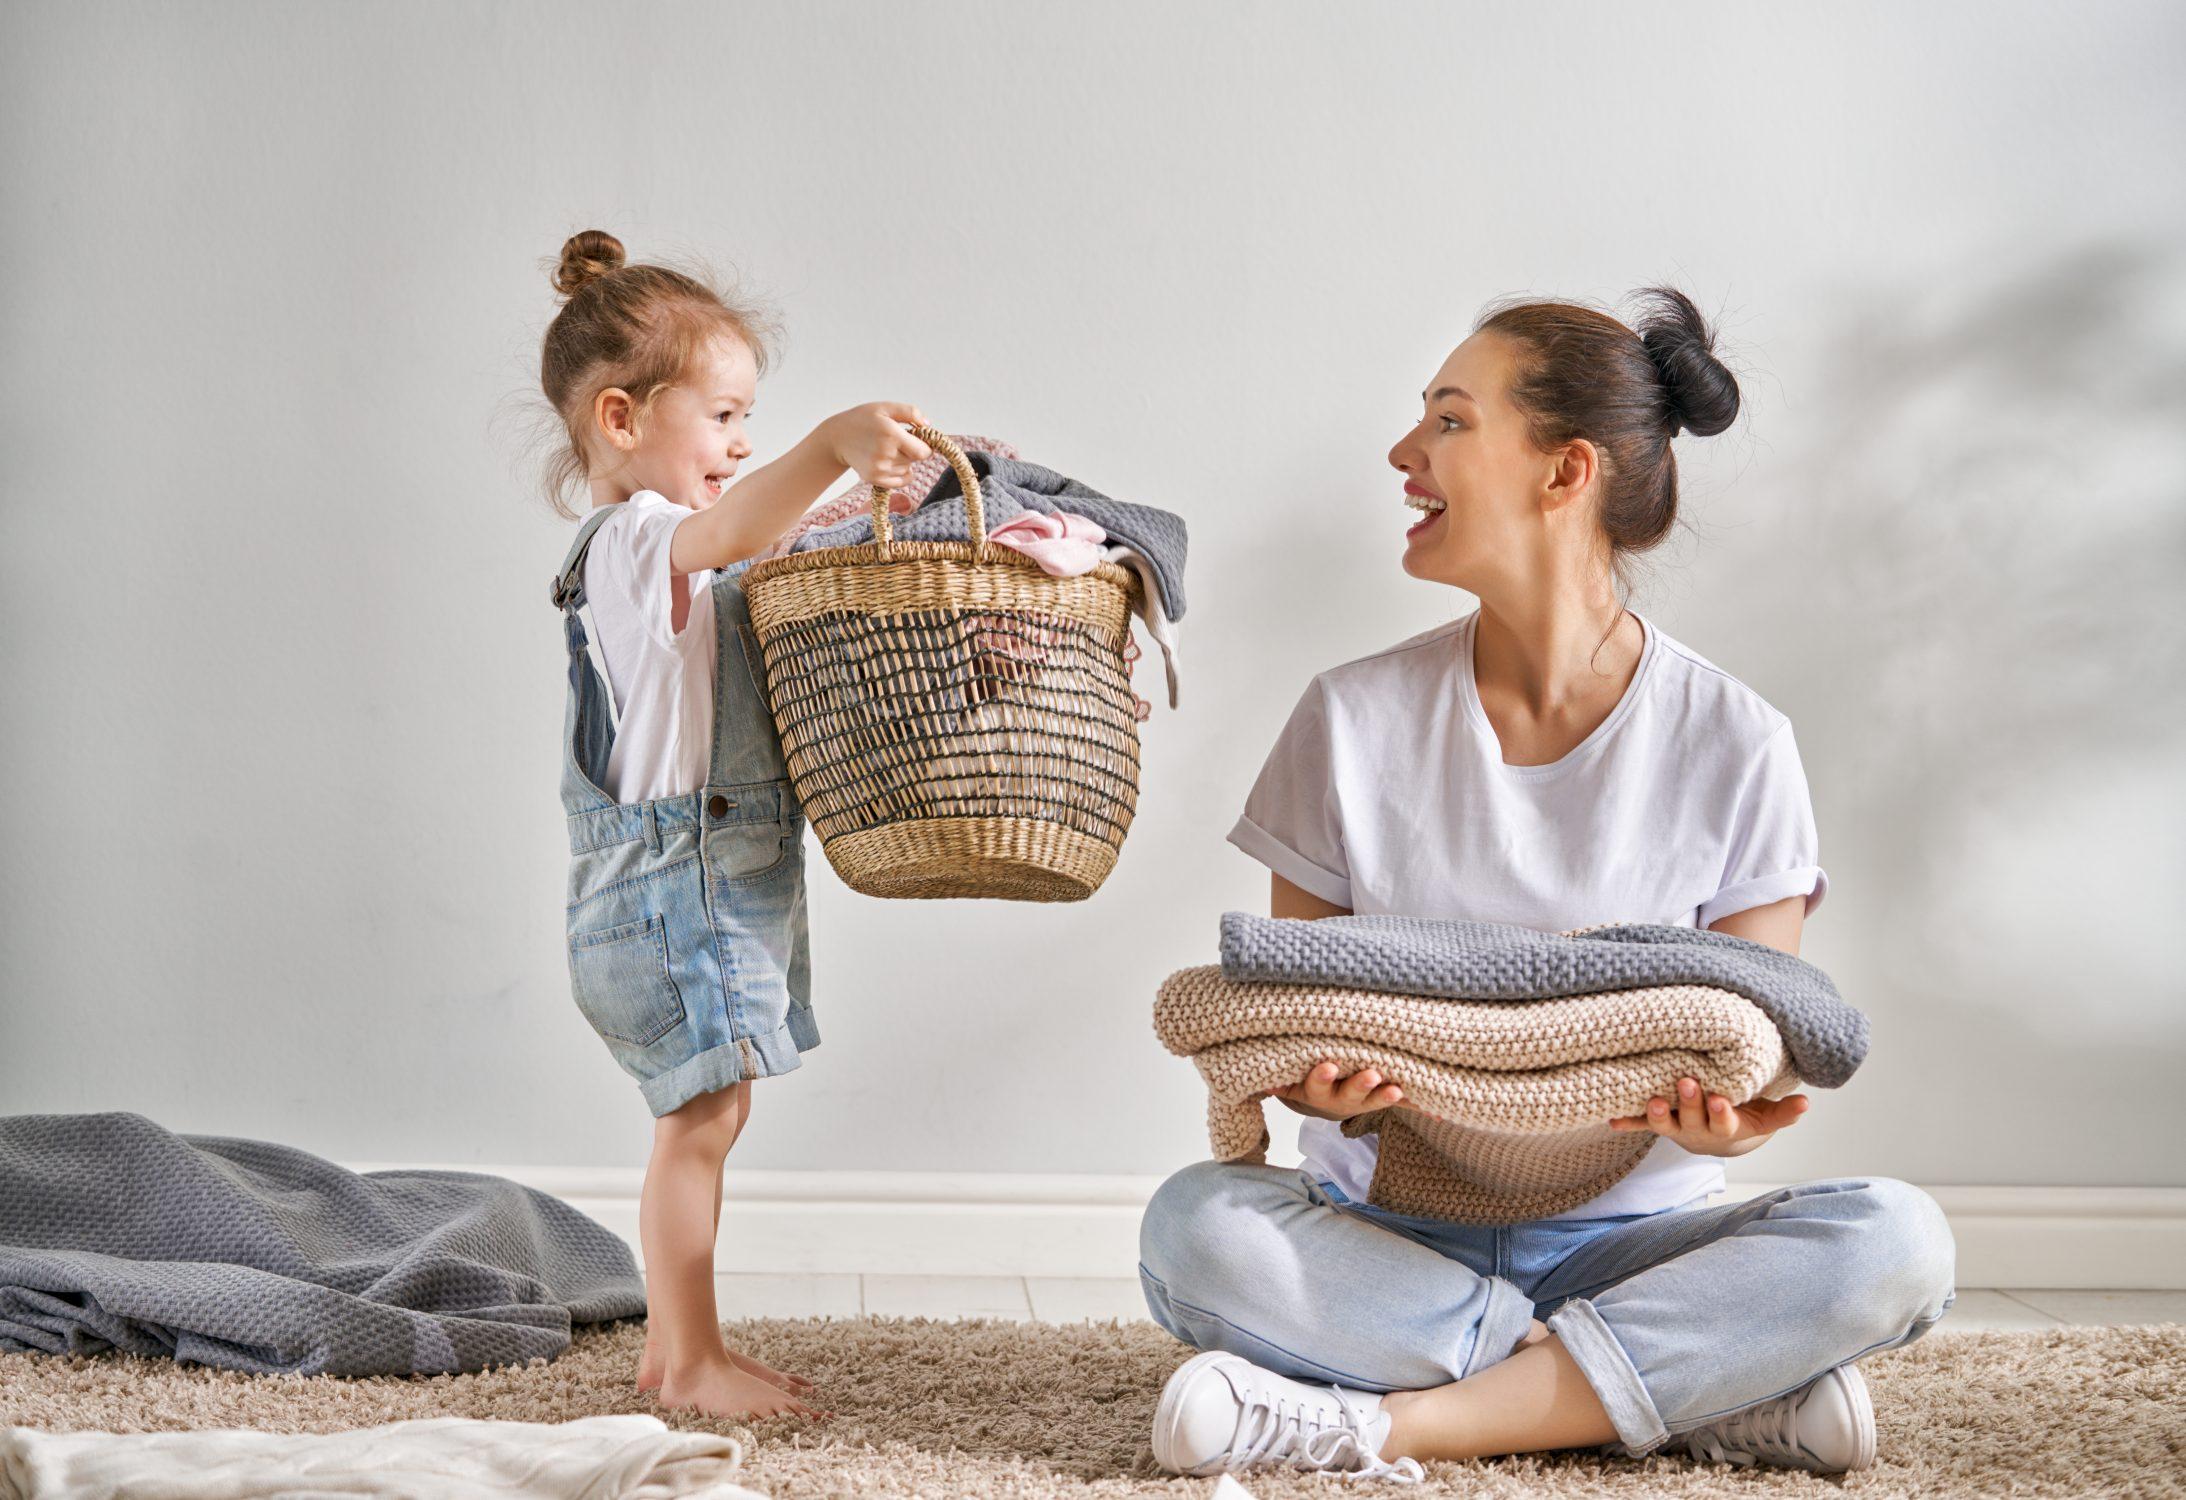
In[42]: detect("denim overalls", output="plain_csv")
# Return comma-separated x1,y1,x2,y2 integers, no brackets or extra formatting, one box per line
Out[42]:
551,507,816,1117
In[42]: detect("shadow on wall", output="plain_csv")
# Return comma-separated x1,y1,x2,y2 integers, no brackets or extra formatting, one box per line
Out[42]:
1681,244,2186,1182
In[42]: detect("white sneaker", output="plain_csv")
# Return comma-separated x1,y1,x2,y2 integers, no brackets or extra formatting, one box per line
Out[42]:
1151,1350,1425,1483
1669,1362,1877,1473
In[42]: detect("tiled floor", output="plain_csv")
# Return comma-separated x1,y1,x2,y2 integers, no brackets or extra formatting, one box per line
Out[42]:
716,1277,2182,1330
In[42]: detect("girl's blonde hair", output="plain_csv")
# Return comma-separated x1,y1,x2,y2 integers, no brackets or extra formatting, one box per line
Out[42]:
536,230,778,519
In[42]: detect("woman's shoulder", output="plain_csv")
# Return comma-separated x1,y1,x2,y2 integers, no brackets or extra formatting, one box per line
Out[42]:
1310,617,1470,696
1640,617,1793,748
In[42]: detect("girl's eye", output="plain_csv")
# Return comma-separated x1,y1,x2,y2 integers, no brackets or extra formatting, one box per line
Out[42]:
1439,414,1464,432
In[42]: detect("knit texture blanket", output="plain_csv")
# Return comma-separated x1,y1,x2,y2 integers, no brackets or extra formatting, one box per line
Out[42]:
0,1113,645,1376
1221,913,1868,1088
1155,917,1866,1224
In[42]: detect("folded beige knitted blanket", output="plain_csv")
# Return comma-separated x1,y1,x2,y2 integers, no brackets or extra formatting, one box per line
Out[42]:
1154,966,1801,1223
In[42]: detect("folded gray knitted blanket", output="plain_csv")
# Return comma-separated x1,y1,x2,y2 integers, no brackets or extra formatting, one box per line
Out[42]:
0,1113,644,1377
791,450,1190,622
1220,913,1868,1088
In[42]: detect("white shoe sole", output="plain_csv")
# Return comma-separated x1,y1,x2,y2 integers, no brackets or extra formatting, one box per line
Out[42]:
1151,1349,1236,1475
1832,1361,1877,1471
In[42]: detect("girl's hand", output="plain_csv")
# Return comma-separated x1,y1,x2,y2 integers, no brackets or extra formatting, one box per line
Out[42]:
823,402,931,493
1609,1077,1810,1157
1259,1061,1411,1122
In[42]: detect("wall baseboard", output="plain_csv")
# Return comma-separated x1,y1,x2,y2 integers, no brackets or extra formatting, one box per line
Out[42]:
348,1164,2186,1289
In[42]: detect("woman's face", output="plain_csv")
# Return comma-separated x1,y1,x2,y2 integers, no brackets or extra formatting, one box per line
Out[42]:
1387,332,1552,591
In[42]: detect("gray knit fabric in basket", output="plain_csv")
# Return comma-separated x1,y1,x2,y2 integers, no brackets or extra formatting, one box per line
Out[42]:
792,450,1190,621
0,1112,644,1377
1219,913,1868,1088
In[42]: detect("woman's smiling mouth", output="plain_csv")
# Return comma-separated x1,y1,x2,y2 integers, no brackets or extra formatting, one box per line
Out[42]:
1404,482,1447,538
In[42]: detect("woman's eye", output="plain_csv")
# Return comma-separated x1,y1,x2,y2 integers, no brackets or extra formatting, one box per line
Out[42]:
1439,414,1464,432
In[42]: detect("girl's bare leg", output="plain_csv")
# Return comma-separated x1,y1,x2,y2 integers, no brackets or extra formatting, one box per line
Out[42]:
1378,1321,1619,1462
636,1081,821,1418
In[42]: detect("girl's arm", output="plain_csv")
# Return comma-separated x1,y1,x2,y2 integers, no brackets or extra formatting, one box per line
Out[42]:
670,402,928,575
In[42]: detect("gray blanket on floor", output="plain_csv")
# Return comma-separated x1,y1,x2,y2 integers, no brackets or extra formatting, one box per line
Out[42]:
791,449,1191,621
0,1112,645,1377
1219,913,1869,1088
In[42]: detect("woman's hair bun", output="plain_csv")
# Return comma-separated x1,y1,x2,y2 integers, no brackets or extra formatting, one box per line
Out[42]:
1634,286,1740,438
553,230,627,298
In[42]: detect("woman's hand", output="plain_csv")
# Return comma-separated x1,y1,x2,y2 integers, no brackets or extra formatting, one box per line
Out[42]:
1609,1076,1810,1157
1260,1061,1410,1122
822,402,930,492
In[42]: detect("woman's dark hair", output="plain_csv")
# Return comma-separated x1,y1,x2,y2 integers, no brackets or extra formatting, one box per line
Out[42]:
1475,286,1740,568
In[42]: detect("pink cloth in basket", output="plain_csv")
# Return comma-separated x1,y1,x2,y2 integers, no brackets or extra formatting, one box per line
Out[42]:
986,510,1108,576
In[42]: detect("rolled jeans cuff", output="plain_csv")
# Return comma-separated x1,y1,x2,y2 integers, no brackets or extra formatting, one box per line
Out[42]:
1466,1274,1542,1380
1546,1296,1669,1455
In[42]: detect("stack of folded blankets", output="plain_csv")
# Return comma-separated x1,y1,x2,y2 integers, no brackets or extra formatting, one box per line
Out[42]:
1155,914,1870,1224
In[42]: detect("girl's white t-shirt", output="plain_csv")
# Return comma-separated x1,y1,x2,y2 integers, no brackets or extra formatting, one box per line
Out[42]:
1226,608,1826,1220
580,492,717,805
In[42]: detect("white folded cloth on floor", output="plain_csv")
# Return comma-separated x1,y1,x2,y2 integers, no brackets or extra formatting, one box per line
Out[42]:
0,1415,763,1500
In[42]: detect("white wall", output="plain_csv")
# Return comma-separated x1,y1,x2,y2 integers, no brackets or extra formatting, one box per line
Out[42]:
3,0,2181,1191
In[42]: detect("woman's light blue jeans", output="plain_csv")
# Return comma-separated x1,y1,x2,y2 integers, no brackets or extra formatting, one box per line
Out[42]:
1137,1161,1957,1457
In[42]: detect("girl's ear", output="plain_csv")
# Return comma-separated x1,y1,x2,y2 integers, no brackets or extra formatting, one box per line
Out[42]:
593,387,638,453
1540,438,1599,516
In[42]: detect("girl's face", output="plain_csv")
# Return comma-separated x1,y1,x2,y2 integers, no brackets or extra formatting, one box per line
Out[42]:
603,334,758,510
1387,332,1563,593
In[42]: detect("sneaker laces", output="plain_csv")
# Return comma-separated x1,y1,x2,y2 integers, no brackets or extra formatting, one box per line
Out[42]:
1681,1394,1802,1468
1228,1387,1425,1484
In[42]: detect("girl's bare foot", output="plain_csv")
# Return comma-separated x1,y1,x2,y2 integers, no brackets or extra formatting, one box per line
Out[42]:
657,1352,828,1420
639,1335,816,1394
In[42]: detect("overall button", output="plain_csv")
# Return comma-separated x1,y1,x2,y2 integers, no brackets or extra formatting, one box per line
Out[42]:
707,794,733,818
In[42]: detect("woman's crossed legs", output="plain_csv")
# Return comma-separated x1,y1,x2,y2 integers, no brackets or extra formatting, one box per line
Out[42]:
1138,1160,1955,1461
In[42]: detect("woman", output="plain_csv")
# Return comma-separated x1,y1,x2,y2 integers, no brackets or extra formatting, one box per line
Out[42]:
1138,289,1957,1482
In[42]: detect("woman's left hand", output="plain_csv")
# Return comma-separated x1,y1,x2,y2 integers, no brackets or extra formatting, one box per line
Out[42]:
1609,1077,1810,1157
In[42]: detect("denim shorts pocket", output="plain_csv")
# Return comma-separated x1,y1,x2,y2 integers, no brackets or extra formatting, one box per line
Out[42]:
705,816,799,886
568,914,687,1046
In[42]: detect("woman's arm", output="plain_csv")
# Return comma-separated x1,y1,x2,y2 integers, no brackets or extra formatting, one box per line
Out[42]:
1613,893,1814,1152
1272,872,1350,921
1707,893,1804,956
1265,874,1411,1119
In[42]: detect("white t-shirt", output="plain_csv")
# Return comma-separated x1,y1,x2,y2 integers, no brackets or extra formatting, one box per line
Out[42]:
580,492,717,805
1226,609,1826,1220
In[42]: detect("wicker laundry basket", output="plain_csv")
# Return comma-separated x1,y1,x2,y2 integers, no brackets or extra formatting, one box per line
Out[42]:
740,428,1144,901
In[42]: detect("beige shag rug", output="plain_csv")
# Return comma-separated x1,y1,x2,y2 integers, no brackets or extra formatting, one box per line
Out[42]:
4,1318,2182,1497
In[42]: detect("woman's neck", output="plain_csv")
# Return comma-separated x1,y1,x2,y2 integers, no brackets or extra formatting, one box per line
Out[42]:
1471,590,1640,720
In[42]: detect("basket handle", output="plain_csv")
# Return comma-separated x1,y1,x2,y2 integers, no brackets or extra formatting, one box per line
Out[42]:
871,425,989,562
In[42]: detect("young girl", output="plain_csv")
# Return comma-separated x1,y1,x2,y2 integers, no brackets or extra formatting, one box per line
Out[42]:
538,229,928,1420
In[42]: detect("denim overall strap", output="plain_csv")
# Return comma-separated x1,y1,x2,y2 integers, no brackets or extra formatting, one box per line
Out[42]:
703,562,799,818
553,506,626,818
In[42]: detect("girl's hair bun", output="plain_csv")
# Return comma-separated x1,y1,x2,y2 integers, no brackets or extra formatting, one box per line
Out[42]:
553,230,627,298
1634,286,1740,437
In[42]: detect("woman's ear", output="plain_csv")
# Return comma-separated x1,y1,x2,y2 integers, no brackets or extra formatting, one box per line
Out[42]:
592,387,638,453
1540,438,1599,516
